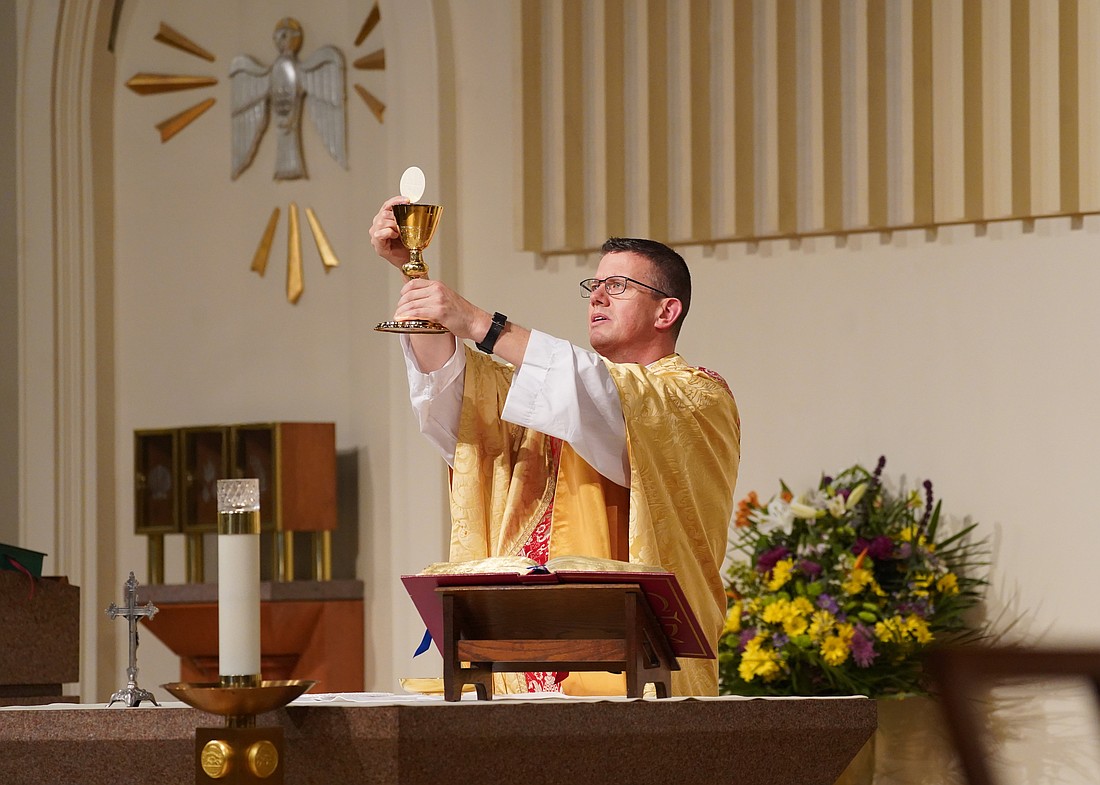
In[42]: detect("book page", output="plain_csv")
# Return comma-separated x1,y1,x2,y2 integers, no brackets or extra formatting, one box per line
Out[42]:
418,555,538,575
544,554,665,573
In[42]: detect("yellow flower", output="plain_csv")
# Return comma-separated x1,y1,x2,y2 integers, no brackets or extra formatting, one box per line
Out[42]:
724,601,742,634
761,599,789,625
767,558,795,591
936,573,959,595
808,610,835,641
906,614,933,644
899,524,930,549
911,572,934,598
761,596,813,637
874,616,907,644
791,596,815,616
738,636,784,682
783,613,809,638
836,621,856,644
842,567,874,596
821,635,850,666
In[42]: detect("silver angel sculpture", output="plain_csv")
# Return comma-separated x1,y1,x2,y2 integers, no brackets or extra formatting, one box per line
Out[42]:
230,18,347,180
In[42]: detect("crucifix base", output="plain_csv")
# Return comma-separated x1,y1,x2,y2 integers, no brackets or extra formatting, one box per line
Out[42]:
107,685,158,708
438,583,679,701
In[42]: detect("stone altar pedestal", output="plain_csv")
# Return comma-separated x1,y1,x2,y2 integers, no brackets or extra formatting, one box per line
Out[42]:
136,580,364,694
0,572,79,706
0,695,875,785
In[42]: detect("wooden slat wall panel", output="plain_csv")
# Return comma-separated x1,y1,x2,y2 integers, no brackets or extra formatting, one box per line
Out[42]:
519,0,1100,253
963,0,984,221
1058,0,1079,214
518,0,543,251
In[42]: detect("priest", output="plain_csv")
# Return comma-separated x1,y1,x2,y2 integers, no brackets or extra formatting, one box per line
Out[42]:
371,197,740,696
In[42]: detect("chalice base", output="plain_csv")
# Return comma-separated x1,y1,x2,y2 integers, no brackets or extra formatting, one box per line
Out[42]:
375,319,449,334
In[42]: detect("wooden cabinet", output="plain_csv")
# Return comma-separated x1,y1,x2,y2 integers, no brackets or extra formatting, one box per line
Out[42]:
181,427,229,533
230,422,337,532
134,429,180,534
134,422,337,583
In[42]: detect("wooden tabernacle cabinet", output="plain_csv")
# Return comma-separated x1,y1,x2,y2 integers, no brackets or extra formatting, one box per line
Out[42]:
181,426,229,534
134,428,181,535
230,422,337,533
134,422,337,583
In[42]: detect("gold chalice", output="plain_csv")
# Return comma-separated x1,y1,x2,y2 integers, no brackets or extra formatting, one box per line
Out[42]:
375,203,448,333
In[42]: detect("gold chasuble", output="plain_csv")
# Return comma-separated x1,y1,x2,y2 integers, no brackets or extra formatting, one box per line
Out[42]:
448,346,740,696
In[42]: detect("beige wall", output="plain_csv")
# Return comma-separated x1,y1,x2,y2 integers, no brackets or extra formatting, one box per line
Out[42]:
12,1,1099,780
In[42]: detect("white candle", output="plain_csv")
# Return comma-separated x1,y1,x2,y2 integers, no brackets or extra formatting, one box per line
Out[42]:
216,479,262,683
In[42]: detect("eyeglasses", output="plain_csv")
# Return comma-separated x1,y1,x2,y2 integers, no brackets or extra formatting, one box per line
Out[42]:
579,276,671,299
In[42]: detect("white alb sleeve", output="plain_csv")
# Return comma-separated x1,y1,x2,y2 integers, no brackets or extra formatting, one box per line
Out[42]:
400,334,464,467
502,330,629,487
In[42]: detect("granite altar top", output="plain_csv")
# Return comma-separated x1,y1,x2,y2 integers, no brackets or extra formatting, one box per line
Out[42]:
0,694,875,785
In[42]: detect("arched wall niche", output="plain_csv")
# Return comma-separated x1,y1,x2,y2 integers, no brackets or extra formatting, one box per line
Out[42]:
17,0,120,698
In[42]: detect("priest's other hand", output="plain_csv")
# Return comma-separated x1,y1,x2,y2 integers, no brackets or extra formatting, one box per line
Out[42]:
370,196,412,271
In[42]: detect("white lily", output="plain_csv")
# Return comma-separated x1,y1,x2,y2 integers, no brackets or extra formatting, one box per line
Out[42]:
789,499,825,519
755,498,795,534
846,482,869,510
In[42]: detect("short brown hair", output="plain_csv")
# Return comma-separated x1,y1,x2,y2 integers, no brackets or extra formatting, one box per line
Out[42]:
600,237,691,336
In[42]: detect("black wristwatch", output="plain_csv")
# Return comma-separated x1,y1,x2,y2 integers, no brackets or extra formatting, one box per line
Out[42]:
476,312,508,354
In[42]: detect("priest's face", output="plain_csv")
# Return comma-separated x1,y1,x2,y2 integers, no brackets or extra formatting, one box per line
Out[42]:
587,251,670,363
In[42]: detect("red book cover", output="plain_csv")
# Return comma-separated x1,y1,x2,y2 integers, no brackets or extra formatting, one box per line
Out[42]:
401,564,714,659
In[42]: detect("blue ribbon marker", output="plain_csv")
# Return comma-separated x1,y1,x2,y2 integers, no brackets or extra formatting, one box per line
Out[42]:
413,628,433,657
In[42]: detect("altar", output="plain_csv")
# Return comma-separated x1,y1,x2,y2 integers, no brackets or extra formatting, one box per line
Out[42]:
0,693,875,785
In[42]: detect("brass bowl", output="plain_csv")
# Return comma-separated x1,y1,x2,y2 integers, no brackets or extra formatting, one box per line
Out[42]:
162,680,315,718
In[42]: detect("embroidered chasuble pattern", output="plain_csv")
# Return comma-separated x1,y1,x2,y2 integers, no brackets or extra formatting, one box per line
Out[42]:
449,347,739,696
520,435,565,693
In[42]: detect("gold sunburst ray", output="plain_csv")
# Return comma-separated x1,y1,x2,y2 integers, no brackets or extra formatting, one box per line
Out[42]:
353,49,384,70
126,73,217,95
305,208,341,269
156,98,216,142
287,204,304,304
154,23,216,62
251,208,281,276
354,3,381,47
354,84,385,123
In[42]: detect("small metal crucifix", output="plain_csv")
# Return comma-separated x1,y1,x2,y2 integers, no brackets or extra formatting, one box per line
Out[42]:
106,571,159,707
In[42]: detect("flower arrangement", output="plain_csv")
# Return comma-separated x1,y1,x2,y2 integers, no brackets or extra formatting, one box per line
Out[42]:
719,456,988,698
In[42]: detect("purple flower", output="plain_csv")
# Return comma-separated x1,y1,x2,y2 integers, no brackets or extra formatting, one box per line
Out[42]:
799,559,822,577
851,626,878,668
852,535,894,561
896,542,913,559
772,632,789,648
897,599,930,618
920,479,935,527
756,546,791,573
738,628,757,652
817,593,839,614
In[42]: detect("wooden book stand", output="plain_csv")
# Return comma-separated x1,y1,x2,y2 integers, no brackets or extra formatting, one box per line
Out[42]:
438,582,679,701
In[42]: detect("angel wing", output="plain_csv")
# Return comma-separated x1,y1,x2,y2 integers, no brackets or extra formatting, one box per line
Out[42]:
299,46,347,170
229,54,271,180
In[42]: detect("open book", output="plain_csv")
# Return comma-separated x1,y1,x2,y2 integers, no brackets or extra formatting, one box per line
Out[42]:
402,555,714,659
417,554,666,576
